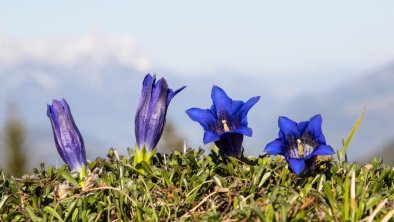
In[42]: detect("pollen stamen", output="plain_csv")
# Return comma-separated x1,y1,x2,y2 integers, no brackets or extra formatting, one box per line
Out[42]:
297,139,304,157
222,120,230,132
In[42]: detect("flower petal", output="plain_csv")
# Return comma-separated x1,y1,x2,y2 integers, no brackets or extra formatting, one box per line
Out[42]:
311,144,335,156
232,126,252,137
238,96,260,126
297,121,308,134
186,108,216,130
211,85,233,116
167,85,186,105
231,100,244,113
135,75,155,146
203,131,221,144
264,139,284,155
209,104,217,119
60,99,87,163
305,114,323,138
316,134,326,144
136,74,155,114
287,158,305,175
278,116,300,139
149,77,168,111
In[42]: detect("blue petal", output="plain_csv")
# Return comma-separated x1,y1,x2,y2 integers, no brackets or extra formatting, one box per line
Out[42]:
61,99,81,133
47,102,64,161
135,75,155,146
211,85,233,117
144,78,168,150
47,103,58,131
203,131,221,144
60,99,87,162
231,100,244,113
297,121,308,134
264,139,284,155
209,104,217,119
278,116,300,139
311,144,335,156
238,96,260,126
287,159,305,175
167,85,186,106
316,134,326,144
305,114,323,138
149,77,168,110
186,108,216,130
143,74,155,86
233,126,252,137
136,74,155,113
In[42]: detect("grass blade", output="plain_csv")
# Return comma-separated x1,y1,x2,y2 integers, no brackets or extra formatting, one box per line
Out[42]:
341,110,365,161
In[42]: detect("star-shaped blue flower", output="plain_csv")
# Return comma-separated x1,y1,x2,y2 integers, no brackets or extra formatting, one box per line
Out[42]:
265,114,335,175
186,85,260,156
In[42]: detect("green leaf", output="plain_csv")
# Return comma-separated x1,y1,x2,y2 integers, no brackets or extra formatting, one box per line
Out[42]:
25,205,40,222
258,172,271,189
64,201,77,221
0,195,9,210
340,110,365,161
44,206,64,222
60,170,80,187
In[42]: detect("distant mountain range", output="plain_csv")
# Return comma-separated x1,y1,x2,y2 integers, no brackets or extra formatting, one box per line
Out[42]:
282,64,394,161
1,35,393,169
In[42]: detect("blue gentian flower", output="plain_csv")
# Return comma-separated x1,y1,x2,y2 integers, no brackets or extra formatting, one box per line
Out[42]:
47,99,87,173
186,85,260,156
135,74,186,151
265,114,335,175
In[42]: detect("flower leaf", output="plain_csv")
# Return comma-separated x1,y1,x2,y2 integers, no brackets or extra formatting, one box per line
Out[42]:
340,109,365,162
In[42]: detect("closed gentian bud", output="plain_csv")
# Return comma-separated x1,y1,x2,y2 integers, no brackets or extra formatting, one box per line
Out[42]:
47,99,87,174
135,74,186,151
186,85,260,157
264,114,335,175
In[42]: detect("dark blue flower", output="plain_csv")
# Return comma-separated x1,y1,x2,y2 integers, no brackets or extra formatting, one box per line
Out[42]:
265,114,335,175
47,99,87,173
135,74,186,151
186,85,260,156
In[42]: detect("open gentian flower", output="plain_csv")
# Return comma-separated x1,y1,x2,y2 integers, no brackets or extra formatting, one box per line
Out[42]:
135,74,186,151
186,85,260,156
47,99,87,174
265,114,335,175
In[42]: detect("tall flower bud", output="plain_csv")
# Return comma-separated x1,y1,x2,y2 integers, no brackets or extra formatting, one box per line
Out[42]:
47,99,87,173
135,74,186,151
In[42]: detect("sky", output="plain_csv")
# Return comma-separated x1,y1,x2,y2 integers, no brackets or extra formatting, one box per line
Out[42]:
1,1,394,167
1,1,394,81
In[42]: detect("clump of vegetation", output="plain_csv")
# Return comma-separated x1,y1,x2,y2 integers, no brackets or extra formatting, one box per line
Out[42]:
2,75,392,221
0,147,393,221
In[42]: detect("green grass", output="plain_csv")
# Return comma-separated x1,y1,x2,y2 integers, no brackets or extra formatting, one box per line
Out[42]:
0,147,393,221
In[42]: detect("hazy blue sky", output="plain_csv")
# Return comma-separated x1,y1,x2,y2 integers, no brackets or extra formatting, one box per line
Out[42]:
1,1,394,166
1,1,394,82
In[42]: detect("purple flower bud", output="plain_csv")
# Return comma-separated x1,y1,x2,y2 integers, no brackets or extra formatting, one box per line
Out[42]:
135,74,186,151
47,99,87,172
